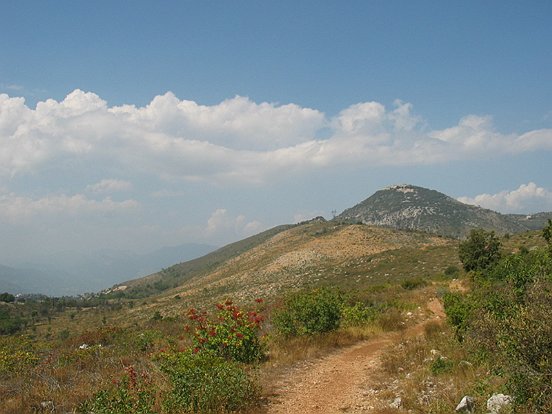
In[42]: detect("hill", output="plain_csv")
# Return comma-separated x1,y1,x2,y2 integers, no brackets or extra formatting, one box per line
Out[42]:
103,220,459,324
337,184,550,238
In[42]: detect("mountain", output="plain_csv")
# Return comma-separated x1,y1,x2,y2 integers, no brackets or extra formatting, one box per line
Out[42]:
1,243,216,296
507,211,552,231
0,264,68,296
336,184,550,238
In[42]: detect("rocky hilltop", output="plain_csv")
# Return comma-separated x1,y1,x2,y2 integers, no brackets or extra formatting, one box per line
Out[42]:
337,184,549,238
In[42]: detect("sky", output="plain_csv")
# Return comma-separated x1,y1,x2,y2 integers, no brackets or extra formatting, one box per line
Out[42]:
1,1,551,264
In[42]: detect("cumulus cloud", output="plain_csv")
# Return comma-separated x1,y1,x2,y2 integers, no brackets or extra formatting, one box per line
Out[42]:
205,208,263,239
458,182,552,213
1,90,551,184
86,179,132,194
0,190,138,222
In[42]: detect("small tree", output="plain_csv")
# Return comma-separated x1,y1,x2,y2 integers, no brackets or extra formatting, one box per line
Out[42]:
543,219,552,255
459,229,501,272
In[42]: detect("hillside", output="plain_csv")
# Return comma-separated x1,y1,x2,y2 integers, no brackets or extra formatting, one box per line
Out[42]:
336,184,548,238
106,221,459,324
5,219,549,413
114,224,296,298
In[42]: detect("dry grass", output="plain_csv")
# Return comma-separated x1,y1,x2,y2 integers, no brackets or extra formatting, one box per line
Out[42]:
267,323,381,367
378,320,505,414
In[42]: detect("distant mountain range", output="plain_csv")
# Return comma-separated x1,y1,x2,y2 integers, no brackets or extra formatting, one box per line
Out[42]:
337,184,552,238
0,243,216,296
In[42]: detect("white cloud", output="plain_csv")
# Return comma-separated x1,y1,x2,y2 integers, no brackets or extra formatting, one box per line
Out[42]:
458,182,552,213
205,208,263,240
110,92,325,150
1,90,551,184
1,84,24,91
0,191,138,221
86,179,132,194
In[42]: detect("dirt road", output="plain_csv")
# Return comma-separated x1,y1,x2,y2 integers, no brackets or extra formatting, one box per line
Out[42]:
264,298,444,413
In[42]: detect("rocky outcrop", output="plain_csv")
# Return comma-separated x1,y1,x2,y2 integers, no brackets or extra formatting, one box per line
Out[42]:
455,395,475,413
487,394,512,413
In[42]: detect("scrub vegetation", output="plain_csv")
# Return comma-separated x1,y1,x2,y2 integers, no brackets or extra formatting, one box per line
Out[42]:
0,221,549,413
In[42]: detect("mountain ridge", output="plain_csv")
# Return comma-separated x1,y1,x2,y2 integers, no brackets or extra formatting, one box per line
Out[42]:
337,184,552,238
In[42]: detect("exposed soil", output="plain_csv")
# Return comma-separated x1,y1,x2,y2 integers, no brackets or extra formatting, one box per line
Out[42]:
262,299,444,413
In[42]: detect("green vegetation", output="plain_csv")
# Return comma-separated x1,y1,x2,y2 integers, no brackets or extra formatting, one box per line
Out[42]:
458,228,502,271
80,365,156,414
0,307,25,335
77,299,265,413
0,292,15,303
443,230,552,412
273,288,344,336
1,220,549,413
543,219,552,254
158,350,259,413
401,277,428,290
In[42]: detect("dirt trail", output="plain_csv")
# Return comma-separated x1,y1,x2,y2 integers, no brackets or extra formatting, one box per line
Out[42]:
265,298,444,413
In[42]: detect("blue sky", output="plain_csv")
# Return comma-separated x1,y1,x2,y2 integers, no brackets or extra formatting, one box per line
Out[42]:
1,1,551,263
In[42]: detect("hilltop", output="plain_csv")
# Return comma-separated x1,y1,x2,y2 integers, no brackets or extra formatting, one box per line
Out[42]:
337,184,552,238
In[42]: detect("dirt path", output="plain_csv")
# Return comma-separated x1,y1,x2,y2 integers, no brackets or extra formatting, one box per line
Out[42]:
265,298,444,413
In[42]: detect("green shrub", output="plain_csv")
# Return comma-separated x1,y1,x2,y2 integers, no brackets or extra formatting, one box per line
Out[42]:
400,277,428,290
0,336,40,377
489,249,551,297
0,307,24,335
497,281,552,412
443,291,472,340
543,219,552,255
273,288,344,336
79,366,156,414
0,292,15,303
430,356,453,375
158,350,259,413
445,246,552,412
444,265,459,277
151,311,163,321
134,330,163,352
341,302,377,327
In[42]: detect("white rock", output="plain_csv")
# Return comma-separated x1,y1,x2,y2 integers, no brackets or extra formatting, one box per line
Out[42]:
487,394,512,413
390,397,402,409
455,395,475,413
